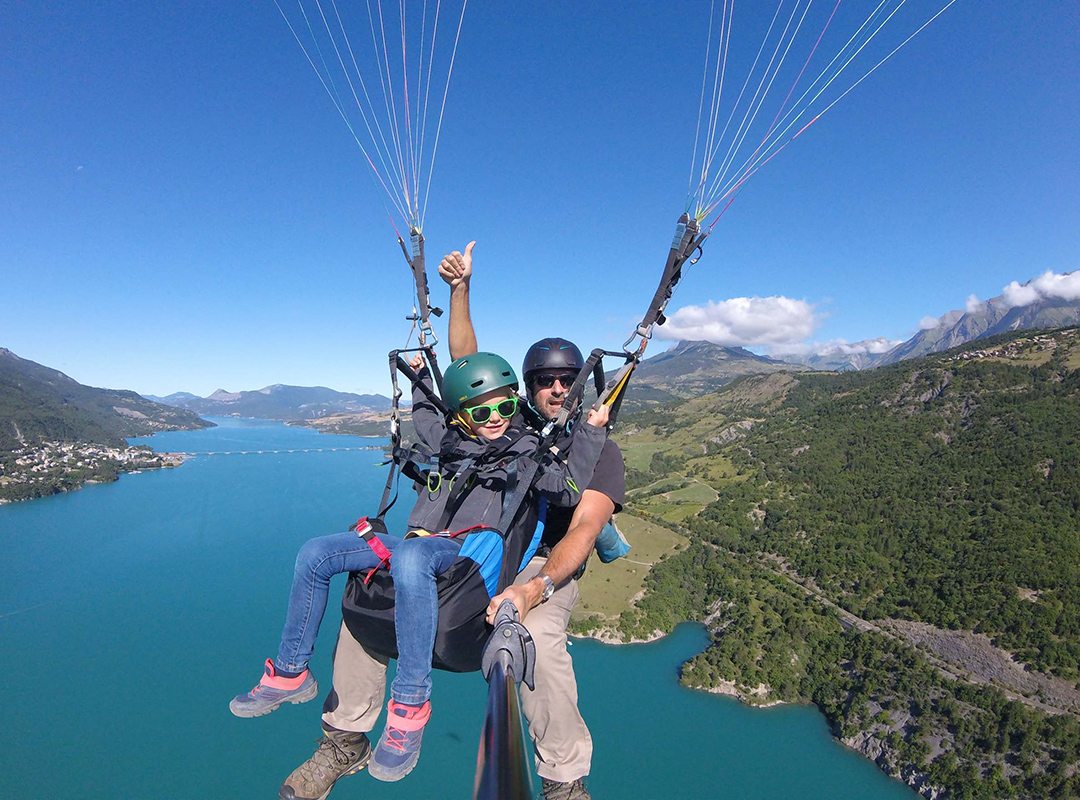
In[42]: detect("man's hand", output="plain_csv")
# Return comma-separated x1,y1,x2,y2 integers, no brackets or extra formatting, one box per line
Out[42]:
409,352,426,372
438,241,476,289
585,403,611,429
486,580,544,625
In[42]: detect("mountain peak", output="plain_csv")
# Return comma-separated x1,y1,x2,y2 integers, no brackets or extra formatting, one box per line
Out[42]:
613,338,804,411
208,389,241,402
667,340,784,365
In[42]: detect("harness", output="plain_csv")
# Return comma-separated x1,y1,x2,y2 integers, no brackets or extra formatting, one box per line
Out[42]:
343,362,573,672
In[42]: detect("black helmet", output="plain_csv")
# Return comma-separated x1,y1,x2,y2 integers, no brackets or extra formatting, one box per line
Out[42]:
522,338,584,382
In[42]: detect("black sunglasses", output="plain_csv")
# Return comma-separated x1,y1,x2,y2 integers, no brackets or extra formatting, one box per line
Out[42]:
531,373,576,390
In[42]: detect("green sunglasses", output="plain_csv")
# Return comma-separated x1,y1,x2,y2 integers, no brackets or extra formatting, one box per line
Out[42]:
461,396,519,424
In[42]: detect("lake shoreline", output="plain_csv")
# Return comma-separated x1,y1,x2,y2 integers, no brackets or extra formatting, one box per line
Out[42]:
576,625,937,799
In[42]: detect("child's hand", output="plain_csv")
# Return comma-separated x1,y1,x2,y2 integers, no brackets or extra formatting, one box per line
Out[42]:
410,353,426,372
585,404,610,429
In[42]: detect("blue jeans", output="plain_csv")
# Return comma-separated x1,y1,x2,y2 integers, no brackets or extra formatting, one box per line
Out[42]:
275,531,462,706
388,536,463,705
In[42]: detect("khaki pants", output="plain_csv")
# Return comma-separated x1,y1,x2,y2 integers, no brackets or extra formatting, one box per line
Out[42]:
321,556,593,783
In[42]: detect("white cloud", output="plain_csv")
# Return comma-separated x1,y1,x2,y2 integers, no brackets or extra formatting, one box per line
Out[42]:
965,294,982,314
767,341,813,357
769,337,901,358
657,296,819,346
862,337,902,354
1002,281,1040,308
1001,269,1080,308
1031,270,1080,301
918,316,940,330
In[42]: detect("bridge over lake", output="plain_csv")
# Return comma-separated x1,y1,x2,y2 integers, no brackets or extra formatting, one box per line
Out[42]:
172,447,383,456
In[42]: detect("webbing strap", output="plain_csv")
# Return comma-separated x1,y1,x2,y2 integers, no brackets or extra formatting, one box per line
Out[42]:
542,349,606,436
432,455,478,531
629,213,709,350
377,351,450,521
494,453,545,591
393,353,451,415
594,350,638,426
352,517,394,585
397,229,445,393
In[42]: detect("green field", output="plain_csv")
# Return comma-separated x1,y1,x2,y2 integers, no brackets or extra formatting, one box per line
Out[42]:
618,440,672,472
664,481,719,504
572,513,688,622
627,477,718,523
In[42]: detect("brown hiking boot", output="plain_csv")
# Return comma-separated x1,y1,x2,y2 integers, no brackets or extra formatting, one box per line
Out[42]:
541,777,591,800
279,729,371,800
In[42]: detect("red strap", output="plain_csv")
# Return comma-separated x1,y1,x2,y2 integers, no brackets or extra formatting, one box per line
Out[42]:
354,516,394,583
444,524,490,539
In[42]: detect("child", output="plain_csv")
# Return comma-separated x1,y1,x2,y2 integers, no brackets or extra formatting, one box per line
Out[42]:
231,351,609,782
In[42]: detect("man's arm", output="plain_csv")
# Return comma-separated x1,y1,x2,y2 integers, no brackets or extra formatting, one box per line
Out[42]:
485,488,615,623
438,242,478,360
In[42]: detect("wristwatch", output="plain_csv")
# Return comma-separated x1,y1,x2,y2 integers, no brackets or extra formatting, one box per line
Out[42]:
538,573,555,603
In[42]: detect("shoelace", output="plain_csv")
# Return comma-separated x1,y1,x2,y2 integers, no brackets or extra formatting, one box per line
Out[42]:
300,736,355,779
383,725,411,753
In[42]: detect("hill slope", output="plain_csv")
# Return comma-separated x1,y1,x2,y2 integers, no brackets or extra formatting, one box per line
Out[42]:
0,348,211,451
608,328,1080,799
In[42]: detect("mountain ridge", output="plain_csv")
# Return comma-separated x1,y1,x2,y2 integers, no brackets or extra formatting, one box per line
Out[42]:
150,384,393,420
873,271,1080,367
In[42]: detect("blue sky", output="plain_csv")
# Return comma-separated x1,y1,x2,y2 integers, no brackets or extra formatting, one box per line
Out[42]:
2,0,1078,396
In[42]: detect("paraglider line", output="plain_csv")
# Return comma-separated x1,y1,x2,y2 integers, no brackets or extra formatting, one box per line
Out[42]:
421,0,467,229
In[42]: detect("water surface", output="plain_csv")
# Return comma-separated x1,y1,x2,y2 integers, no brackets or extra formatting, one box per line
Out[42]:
0,419,916,799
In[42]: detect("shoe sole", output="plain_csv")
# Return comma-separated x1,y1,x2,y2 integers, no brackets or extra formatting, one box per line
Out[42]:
230,679,320,718
367,755,419,783
279,747,371,800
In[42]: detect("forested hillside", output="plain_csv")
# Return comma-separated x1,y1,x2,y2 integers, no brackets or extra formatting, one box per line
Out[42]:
0,348,210,450
606,328,1080,799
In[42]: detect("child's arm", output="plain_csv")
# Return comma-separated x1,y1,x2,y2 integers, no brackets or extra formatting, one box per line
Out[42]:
531,405,610,507
408,354,447,451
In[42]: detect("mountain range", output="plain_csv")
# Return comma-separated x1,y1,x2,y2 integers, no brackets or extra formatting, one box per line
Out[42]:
875,291,1080,367
148,385,393,421
775,271,1080,373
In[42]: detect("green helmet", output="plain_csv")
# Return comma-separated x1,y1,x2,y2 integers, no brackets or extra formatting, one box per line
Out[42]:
442,352,519,412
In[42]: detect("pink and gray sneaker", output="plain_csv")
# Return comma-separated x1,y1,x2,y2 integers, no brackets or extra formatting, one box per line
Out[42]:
230,658,319,718
367,699,432,782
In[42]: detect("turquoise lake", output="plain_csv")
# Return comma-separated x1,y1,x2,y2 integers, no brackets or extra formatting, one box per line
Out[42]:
0,419,918,799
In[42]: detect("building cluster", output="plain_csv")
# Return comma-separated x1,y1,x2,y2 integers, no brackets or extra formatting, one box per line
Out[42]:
0,442,182,502
949,332,1066,363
